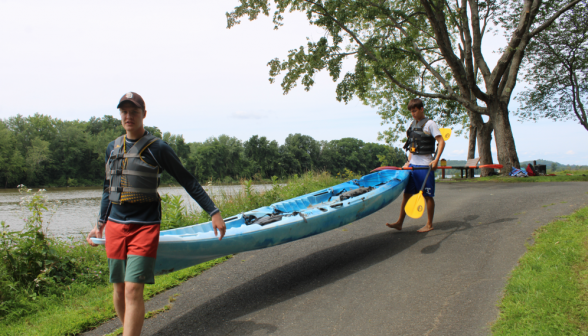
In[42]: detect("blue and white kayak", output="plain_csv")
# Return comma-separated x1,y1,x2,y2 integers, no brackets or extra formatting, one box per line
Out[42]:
92,170,409,275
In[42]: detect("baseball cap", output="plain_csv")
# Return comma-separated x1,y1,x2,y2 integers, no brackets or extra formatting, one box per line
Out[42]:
117,92,145,110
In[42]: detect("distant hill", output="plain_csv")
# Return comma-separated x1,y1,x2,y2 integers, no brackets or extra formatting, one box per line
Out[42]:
520,159,588,172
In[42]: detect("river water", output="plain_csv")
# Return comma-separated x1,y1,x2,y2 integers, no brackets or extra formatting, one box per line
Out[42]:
0,185,273,238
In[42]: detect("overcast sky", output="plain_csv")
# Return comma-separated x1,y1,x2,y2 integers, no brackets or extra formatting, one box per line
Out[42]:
1,1,586,165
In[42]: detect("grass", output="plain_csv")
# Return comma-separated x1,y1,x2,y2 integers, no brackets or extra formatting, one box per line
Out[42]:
492,206,588,335
2,171,345,336
438,169,588,183
0,256,230,336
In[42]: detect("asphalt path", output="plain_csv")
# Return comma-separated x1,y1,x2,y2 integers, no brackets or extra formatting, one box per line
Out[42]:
86,182,588,336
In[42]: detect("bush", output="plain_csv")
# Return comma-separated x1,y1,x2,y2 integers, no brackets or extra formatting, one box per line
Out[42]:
0,185,108,322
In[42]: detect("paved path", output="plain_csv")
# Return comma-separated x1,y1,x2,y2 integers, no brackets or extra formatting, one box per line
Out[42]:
86,182,588,336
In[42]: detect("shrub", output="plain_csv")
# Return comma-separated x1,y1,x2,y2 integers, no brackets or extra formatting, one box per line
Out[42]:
0,185,108,322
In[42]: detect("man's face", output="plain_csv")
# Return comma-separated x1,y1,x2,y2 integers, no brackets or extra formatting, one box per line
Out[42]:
119,101,146,133
410,107,425,120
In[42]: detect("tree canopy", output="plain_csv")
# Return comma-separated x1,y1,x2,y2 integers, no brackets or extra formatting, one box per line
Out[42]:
0,114,405,188
516,1,587,132
227,0,581,173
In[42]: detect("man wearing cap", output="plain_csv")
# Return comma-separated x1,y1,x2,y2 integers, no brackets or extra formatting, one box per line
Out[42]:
86,92,226,336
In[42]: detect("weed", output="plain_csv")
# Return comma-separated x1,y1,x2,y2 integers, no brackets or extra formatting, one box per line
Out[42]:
0,185,108,323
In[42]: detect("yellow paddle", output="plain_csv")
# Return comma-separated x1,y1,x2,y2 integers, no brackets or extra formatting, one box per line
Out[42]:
405,166,433,218
440,128,452,141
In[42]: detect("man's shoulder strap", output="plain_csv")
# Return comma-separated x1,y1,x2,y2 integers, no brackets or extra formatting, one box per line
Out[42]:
416,117,430,128
113,135,126,151
410,117,430,130
127,134,158,155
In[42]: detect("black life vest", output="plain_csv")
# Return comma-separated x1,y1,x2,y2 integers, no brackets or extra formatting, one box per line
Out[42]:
106,134,160,204
403,117,436,155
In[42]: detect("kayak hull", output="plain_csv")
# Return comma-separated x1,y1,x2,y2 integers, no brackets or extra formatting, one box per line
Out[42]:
93,170,409,275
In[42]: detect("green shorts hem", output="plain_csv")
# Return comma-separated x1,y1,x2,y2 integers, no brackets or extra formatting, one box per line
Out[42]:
108,255,156,284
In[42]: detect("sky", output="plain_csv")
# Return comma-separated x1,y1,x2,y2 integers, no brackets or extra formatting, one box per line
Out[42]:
1,1,586,165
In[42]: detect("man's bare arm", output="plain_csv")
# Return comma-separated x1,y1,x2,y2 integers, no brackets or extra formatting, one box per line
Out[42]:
430,135,445,169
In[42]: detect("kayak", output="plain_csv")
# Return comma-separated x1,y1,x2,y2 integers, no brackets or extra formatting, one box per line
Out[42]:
92,170,409,275
371,164,503,172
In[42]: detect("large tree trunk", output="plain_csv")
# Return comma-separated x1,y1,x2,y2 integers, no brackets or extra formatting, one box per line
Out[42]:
467,121,477,160
488,101,520,174
476,119,494,177
469,112,494,177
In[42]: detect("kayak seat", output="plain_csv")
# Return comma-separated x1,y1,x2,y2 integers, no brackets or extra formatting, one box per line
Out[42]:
339,187,374,200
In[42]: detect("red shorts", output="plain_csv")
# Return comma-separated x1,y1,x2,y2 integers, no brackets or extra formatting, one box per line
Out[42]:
105,221,160,283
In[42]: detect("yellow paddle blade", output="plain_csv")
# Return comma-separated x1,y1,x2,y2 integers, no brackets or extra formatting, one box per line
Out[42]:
405,191,425,219
440,128,452,141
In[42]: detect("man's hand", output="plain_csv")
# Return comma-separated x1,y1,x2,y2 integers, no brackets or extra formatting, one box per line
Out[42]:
211,212,226,240
86,222,105,247
402,161,410,168
430,160,439,170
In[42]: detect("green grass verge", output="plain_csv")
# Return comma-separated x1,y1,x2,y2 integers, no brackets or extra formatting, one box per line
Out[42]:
438,170,588,183
492,207,588,335
0,256,230,336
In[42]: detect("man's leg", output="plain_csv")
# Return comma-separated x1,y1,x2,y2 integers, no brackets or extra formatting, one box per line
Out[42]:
386,193,413,230
417,196,435,232
123,282,145,336
113,282,126,324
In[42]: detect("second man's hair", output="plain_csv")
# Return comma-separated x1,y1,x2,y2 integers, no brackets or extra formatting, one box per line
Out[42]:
408,98,424,110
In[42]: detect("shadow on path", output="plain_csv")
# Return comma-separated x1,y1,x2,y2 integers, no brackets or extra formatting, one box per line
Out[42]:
152,214,516,335
420,216,516,254
152,228,425,335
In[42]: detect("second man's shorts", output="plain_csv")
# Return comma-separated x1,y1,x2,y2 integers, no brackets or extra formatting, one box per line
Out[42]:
404,164,435,198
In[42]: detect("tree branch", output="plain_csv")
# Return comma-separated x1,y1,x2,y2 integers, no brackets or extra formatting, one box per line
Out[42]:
530,0,581,38
420,0,479,103
467,0,492,80
489,0,536,93
460,0,489,102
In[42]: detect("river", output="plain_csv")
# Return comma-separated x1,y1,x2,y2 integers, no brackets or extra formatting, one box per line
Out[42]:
0,185,273,238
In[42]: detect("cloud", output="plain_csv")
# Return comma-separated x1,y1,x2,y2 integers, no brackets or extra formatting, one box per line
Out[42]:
230,111,267,120
566,150,575,155
452,149,465,154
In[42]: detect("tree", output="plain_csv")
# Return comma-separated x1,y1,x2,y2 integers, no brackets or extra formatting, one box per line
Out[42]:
375,145,407,168
244,135,281,178
188,135,251,182
0,123,24,187
516,1,587,132
280,134,321,173
26,138,51,185
162,132,190,160
227,0,581,173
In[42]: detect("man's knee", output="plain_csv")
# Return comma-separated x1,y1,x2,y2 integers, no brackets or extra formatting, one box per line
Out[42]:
113,282,125,297
124,282,144,301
